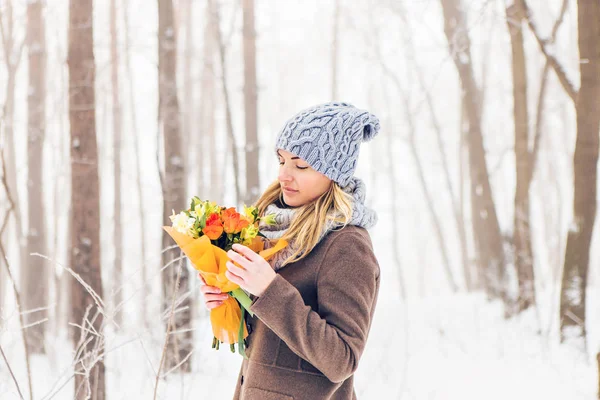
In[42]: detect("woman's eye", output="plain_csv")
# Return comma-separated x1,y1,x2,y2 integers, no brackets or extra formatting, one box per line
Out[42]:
296,166,308,170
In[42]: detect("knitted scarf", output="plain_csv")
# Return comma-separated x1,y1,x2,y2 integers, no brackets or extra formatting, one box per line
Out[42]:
258,177,377,271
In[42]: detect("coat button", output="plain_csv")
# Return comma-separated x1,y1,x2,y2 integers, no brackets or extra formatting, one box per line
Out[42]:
241,375,244,385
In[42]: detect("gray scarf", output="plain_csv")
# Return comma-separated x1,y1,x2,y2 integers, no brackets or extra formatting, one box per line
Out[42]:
259,177,377,270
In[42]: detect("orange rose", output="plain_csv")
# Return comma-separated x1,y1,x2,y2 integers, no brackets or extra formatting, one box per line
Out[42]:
222,207,250,234
203,213,224,240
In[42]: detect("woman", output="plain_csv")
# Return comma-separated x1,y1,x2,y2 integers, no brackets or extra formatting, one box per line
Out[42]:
200,102,381,399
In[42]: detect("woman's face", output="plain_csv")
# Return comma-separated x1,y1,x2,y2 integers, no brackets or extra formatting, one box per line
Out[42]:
277,149,332,207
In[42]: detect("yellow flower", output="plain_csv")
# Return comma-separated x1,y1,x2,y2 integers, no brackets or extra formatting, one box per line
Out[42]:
240,224,259,245
243,205,258,223
261,213,277,226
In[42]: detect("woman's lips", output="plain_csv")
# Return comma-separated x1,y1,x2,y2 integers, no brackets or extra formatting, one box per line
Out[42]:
283,187,298,194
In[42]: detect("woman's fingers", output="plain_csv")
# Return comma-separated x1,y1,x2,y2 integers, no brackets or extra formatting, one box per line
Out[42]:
232,244,260,262
203,292,229,310
227,249,252,269
204,293,229,301
200,284,221,295
205,300,224,310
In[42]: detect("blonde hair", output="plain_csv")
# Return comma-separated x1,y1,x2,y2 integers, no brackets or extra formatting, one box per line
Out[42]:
255,180,354,265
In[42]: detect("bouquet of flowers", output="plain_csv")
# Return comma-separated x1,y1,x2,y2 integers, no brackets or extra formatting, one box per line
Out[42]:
163,196,287,358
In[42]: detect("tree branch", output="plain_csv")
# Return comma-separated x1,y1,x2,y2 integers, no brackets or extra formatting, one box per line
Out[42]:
522,0,577,103
530,0,569,183
0,344,25,400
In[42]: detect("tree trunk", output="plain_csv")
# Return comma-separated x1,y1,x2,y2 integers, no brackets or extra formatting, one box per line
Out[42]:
52,34,69,338
393,1,470,291
506,0,535,313
380,85,406,300
24,0,49,354
0,0,26,328
440,0,506,302
559,0,600,348
110,0,123,328
242,0,259,206
68,0,105,397
331,0,340,100
597,352,600,399
181,0,194,183
201,0,220,203
121,0,148,328
211,0,241,205
158,0,193,372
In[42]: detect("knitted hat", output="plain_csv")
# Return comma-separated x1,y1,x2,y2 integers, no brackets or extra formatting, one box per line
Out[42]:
275,102,380,187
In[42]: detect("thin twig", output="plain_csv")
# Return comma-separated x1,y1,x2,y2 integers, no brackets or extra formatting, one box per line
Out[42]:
154,253,184,399
0,148,34,400
0,343,25,399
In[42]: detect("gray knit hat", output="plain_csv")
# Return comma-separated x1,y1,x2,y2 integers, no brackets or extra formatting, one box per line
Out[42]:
275,102,380,187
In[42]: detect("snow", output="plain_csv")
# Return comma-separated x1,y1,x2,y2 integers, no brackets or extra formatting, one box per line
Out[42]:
1,288,597,399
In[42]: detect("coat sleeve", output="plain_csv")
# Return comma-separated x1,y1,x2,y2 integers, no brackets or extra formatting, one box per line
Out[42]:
248,231,380,383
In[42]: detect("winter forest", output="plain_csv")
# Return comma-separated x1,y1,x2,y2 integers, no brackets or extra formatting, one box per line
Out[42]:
0,0,599,398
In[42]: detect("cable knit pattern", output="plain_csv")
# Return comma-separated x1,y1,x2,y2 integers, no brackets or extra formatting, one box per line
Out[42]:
275,102,381,187
259,177,377,270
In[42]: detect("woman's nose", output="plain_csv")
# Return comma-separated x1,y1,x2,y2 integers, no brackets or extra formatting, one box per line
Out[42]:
278,165,293,182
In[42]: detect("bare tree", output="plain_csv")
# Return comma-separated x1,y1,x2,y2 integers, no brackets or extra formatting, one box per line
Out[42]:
0,0,26,318
121,0,148,326
505,0,535,313
380,84,407,300
532,0,568,301
110,0,123,327
242,0,259,206
158,0,193,372
331,0,340,100
212,0,241,205
200,0,221,203
369,4,458,293
390,1,471,291
524,0,599,347
24,0,49,354
181,0,194,182
440,0,507,303
558,0,600,348
68,0,105,397
51,21,71,337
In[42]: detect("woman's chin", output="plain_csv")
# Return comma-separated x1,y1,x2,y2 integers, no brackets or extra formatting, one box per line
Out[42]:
282,194,302,208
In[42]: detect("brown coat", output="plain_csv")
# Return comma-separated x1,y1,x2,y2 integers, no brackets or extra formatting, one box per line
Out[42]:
232,225,380,399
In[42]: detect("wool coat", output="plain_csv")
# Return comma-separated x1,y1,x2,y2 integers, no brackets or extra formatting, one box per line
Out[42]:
232,225,380,399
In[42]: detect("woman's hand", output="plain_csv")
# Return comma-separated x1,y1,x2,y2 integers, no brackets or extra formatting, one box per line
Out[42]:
225,243,276,297
198,274,230,310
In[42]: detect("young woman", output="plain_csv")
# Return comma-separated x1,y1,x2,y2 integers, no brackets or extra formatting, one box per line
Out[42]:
200,102,381,399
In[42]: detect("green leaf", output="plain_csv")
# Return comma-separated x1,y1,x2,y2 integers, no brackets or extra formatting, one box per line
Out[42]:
199,212,207,229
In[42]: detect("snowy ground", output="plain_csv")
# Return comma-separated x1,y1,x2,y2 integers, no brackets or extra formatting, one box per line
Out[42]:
1,285,597,399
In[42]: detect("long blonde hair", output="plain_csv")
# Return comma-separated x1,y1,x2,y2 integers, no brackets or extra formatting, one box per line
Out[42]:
255,180,354,265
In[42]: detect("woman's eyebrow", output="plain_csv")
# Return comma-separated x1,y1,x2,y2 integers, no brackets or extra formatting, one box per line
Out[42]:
276,150,300,160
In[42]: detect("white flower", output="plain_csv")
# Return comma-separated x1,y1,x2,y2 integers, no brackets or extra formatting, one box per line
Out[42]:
170,210,193,236
187,217,196,229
